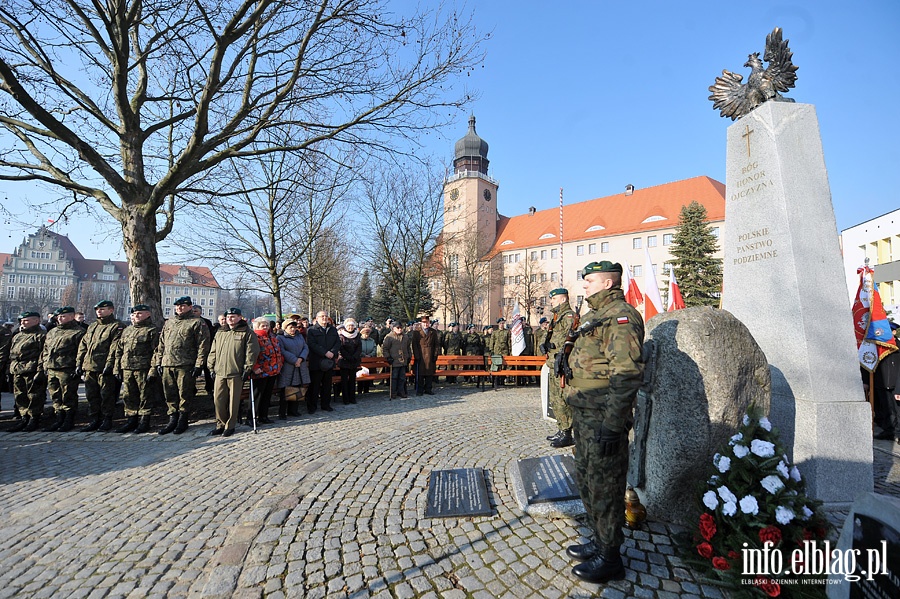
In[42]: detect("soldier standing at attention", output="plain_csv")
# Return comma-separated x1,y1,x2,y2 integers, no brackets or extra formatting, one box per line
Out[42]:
41,306,86,432
541,288,576,448
490,318,510,385
77,300,123,432
564,261,644,584
110,305,159,434
442,322,463,383
207,308,259,437
152,296,211,435
7,312,47,432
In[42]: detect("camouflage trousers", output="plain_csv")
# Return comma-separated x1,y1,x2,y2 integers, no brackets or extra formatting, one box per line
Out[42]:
162,366,196,415
83,370,118,418
47,369,80,413
121,370,157,416
548,373,572,430
13,372,47,418
570,404,629,548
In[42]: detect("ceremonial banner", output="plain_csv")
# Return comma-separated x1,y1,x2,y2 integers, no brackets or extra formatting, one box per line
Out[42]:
622,260,643,308
853,266,898,372
511,304,526,356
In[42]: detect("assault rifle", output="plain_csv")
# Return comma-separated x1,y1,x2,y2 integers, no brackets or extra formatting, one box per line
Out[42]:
538,311,558,356
555,297,583,388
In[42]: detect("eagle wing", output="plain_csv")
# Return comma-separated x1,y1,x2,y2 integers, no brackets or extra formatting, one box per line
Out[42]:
708,69,751,121
762,27,798,93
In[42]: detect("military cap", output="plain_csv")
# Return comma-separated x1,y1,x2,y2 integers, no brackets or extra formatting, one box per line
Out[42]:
482,325,491,331
174,296,192,306
58,306,76,315
583,260,623,276
18,311,41,320
52,307,62,315
496,317,506,323
466,324,475,330
431,318,439,324
449,321,458,327
225,307,242,316
131,304,150,313
391,321,404,329
539,317,548,324
548,287,568,297
94,300,114,309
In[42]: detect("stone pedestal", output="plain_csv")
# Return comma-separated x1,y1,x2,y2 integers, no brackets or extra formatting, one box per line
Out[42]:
721,102,872,505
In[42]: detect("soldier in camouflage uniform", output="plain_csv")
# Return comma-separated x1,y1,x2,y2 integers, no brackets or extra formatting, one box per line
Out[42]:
564,261,644,585
489,318,510,385
77,300,124,431
41,306,86,432
7,312,47,432
540,288,576,448
152,295,211,434
442,322,464,383
109,304,160,434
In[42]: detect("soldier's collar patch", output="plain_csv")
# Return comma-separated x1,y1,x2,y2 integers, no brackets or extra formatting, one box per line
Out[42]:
617,316,629,324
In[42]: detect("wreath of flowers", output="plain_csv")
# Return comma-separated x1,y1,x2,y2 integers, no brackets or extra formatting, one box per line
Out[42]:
681,408,832,598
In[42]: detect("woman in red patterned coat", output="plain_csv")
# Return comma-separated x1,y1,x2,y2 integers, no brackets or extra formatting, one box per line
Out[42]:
250,317,284,424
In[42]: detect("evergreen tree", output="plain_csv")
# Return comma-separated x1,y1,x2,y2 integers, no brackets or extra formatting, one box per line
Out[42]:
370,280,394,323
354,272,373,320
668,201,723,307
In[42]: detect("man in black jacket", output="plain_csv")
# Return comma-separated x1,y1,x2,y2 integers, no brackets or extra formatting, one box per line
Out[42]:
306,310,341,414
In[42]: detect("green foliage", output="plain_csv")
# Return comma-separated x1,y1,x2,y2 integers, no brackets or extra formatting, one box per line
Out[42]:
669,201,723,307
354,272,373,320
368,275,433,323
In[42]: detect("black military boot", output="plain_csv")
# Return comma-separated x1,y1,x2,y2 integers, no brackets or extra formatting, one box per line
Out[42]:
45,411,66,432
98,416,113,432
572,544,625,583
115,415,139,434
135,415,151,434
80,415,102,432
158,413,178,435
551,428,574,448
566,539,599,562
8,415,30,433
173,411,189,434
24,415,41,432
59,410,76,432
547,430,564,441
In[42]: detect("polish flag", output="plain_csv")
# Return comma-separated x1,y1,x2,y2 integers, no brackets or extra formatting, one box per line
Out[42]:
667,269,686,311
622,260,643,308
643,247,663,320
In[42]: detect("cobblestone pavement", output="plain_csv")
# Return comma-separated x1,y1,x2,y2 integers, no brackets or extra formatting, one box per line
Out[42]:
1,386,898,599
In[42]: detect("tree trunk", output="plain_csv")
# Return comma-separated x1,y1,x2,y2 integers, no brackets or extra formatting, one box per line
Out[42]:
121,207,163,325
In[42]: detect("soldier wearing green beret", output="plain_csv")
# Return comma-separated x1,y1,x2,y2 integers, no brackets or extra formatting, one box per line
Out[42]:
109,305,160,433
442,322,463,383
564,261,644,585
76,300,124,431
41,306,86,432
542,288,576,448
489,318,510,385
7,312,47,432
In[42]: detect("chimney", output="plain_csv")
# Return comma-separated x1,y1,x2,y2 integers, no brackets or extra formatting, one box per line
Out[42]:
528,206,536,215
625,184,634,196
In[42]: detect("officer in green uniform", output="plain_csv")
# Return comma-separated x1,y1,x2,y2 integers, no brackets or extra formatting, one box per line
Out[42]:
442,322,463,383
463,324,483,357
541,288,576,448
110,304,160,434
7,312,47,432
77,300,123,431
152,296,211,434
564,261,644,584
490,318,510,385
41,306,86,432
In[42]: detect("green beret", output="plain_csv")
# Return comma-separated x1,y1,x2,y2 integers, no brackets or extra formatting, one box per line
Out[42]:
131,304,151,313
57,306,76,315
482,325,491,331
94,300,114,309
496,317,506,323
539,317,548,324
52,307,62,315
449,322,458,327
549,288,569,298
225,307,242,315
466,324,475,330
173,296,192,306
19,311,41,320
583,261,623,276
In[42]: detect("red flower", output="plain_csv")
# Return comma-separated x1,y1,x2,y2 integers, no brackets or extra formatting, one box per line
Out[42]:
759,525,782,545
754,577,782,597
697,542,714,559
699,513,717,541
712,557,731,570
728,551,739,559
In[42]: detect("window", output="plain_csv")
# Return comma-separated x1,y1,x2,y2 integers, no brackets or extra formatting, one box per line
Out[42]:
7,275,12,283
648,235,657,247
503,255,509,264
200,299,206,306
551,249,558,259
588,243,597,255
576,245,584,256
576,295,584,305
18,274,25,283
601,242,609,253
165,307,171,317
6,286,13,298
515,275,521,284
540,273,548,283
530,274,536,283
711,227,720,238
449,254,459,276
663,233,673,246
551,272,557,282
514,253,521,263
530,251,538,261
652,263,658,275
576,270,583,280
540,250,547,260
663,262,672,274
209,299,214,307
633,265,643,277
633,238,642,249
165,297,171,305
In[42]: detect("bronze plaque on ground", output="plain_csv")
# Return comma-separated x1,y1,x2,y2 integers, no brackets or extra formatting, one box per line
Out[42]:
517,455,579,504
425,468,492,518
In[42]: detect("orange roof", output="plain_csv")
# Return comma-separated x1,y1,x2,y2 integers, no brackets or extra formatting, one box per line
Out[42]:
488,176,725,256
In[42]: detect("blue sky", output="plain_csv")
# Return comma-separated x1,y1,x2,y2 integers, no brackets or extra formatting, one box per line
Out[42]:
1,0,898,262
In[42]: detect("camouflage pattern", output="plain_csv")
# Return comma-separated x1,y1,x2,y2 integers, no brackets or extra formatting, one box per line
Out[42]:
162,366,195,415
565,287,644,548
463,332,483,356
77,314,123,372
442,331,464,356
83,370,117,418
120,370,157,416
42,320,85,371
47,369,80,413
111,319,160,373
545,302,575,430
488,327,510,356
8,324,45,375
0,326,11,388
13,372,47,417
153,312,211,368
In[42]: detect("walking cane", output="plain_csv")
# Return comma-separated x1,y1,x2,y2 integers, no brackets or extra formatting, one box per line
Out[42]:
249,378,258,434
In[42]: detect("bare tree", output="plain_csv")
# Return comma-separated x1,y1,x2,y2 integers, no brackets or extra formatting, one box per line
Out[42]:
286,225,352,320
508,256,548,325
434,231,494,326
0,0,485,322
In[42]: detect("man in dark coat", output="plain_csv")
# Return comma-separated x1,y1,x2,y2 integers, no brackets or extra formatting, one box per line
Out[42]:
306,310,341,413
411,314,440,395
873,323,900,442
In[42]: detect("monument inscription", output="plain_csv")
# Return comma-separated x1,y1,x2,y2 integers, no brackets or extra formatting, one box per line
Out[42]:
517,455,579,504
425,468,492,518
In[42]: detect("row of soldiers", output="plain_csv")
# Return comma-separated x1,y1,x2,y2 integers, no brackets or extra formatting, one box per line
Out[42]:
366,317,542,359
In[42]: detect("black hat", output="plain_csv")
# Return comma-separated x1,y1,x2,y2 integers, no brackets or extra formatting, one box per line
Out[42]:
496,317,506,323
225,307,242,315
391,321,403,329
94,300,114,309
174,296,192,306
18,311,40,320
131,304,151,313
583,261,623,276
58,306,76,315
539,317,548,324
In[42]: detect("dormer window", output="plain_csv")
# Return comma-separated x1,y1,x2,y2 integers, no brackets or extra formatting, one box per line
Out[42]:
538,233,555,240
641,215,666,223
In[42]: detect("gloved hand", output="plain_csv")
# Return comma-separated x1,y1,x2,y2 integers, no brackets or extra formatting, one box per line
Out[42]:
242,370,252,382
191,366,203,378
386,357,394,365
74,366,83,378
597,425,625,457
102,365,114,376
538,342,548,355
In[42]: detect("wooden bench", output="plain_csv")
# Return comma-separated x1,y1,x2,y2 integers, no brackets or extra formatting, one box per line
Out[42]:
435,355,492,390
489,355,546,388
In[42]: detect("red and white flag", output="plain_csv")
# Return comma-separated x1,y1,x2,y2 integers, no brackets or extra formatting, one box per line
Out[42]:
667,269,686,311
622,260,643,308
510,303,526,356
643,247,663,320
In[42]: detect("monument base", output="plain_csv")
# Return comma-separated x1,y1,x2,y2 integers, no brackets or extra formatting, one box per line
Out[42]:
507,458,584,519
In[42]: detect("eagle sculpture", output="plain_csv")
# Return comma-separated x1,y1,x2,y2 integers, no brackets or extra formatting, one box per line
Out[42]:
708,27,799,120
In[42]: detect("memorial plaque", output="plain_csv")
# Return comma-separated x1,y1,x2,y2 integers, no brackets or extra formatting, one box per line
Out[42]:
848,514,899,599
425,468,492,518
517,455,579,504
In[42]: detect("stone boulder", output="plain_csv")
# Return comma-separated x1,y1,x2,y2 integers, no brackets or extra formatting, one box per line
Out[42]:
630,306,771,525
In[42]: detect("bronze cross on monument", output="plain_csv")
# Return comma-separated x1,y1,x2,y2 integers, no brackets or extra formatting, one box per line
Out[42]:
742,124,754,158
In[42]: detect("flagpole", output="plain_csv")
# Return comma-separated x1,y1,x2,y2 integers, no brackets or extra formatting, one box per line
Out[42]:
559,188,564,286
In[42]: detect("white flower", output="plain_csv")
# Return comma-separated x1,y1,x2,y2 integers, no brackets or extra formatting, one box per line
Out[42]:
703,490,719,510
776,460,790,479
708,475,720,485
751,439,776,458
743,414,750,425
761,475,785,494
729,432,743,445
739,495,759,515
717,456,732,473
775,506,795,525
759,417,772,431
718,485,737,505
723,500,737,516
789,466,802,482
733,444,750,458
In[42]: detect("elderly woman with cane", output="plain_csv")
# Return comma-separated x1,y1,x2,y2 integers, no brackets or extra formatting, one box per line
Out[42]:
277,319,310,419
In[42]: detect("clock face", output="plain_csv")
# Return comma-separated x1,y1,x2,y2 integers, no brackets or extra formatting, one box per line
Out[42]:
449,188,459,201
483,189,492,201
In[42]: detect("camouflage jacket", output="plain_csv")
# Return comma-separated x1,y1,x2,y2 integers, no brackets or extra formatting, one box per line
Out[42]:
154,312,211,368
9,324,46,375
545,302,576,366
463,332,483,355
566,288,644,432
489,328,510,356
77,314,123,372
42,321,86,371
208,320,260,378
111,319,160,372
442,331,464,356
